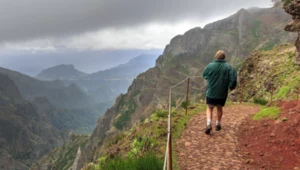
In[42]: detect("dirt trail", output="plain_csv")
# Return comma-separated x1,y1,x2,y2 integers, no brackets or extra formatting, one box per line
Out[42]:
176,104,259,170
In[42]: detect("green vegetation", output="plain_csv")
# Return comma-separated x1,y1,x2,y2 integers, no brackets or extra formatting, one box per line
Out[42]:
89,153,163,170
237,45,300,102
86,104,206,170
114,97,137,130
179,65,190,75
31,134,89,170
275,86,291,99
253,97,268,106
249,19,261,50
262,41,276,51
253,107,281,120
283,0,292,7
181,100,190,109
234,61,244,71
127,136,155,158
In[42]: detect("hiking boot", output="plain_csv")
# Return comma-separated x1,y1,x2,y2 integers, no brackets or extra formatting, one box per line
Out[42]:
205,125,212,135
216,124,222,131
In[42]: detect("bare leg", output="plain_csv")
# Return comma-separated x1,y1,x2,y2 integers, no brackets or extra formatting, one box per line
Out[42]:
206,106,213,123
216,106,223,131
205,106,214,134
216,106,223,122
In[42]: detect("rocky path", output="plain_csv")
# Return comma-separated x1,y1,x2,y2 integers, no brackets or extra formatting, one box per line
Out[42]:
176,104,260,170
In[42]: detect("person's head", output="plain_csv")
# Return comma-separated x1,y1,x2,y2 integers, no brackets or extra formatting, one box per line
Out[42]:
215,50,226,60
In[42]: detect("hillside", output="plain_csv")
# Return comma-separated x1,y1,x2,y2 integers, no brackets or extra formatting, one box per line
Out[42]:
236,44,298,102
0,74,65,170
81,43,300,169
67,54,158,102
32,97,111,134
0,67,93,109
36,64,89,81
31,134,89,170
75,6,296,168
0,67,111,168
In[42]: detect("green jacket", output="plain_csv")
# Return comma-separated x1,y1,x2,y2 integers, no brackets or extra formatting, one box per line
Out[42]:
202,59,237,99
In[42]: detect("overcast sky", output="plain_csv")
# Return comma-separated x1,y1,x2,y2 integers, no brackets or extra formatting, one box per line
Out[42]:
0,0,273,51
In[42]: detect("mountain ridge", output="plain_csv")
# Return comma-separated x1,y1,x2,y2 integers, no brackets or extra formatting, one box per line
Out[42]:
36,64,89,81
0,73,66,170
74,6,296,169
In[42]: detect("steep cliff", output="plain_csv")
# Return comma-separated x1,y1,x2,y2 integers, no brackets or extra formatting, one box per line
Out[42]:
0,74,65,170
77,7,295,168
283,0,300,64
0,67,92,109
235,44,300,103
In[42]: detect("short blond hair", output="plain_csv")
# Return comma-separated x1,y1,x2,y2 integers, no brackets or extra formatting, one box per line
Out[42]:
215,50,226,60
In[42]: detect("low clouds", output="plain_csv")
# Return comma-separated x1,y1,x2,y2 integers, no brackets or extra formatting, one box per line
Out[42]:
1,0,272,42
0,0,273,50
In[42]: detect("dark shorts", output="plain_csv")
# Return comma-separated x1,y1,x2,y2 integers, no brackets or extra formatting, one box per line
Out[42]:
206,97,227,108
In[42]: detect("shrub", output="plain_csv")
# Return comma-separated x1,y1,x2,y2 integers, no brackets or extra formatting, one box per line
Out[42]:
155,110,168,118
276,86,290,99
253,97,268,105
181,100,190,109
284,0,292,7
127,136,155,158
99,153,163,170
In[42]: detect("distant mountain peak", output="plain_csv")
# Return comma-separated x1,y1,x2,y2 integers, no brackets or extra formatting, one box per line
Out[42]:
36,64,89,81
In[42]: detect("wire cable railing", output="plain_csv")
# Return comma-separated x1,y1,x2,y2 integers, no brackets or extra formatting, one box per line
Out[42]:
163,76,194,170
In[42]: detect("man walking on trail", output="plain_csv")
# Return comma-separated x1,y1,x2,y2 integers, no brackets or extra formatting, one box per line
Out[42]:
202,50,237,135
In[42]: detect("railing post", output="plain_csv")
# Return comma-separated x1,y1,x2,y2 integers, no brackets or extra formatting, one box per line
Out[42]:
185,78,190,115
168,88,172,170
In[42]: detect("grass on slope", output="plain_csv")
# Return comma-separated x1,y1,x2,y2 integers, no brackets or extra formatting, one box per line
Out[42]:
238,45,300,102
85,104,206,170
253,107,281,120
31,134,89,170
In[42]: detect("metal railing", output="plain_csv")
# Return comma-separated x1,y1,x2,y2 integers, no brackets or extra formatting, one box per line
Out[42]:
163,77,190,170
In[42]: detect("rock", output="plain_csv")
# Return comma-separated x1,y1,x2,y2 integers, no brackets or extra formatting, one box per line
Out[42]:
185,142,192,147
284,0,300,65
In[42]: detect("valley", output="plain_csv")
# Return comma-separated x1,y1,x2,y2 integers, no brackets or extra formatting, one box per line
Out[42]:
1,1,300,170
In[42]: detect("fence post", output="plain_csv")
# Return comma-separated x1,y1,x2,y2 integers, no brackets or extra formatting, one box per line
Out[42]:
168,88,172,170
185,78,190,115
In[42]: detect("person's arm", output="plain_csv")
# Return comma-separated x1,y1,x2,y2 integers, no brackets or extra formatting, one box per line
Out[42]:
202,65,210,80
229,66,237,91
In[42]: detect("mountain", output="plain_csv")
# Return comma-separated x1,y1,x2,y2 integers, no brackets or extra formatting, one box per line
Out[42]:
36,64,89,81
235,44,297,102
74,7,296,168
31,134,89,170
0,74,66,170
31,97,111,134
78,54,157,102
0,68,112,169
283,0,300,64
0,67,92,109
36,54,158,103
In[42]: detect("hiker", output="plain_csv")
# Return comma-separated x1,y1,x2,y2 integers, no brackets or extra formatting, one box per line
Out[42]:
202,50,237,135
